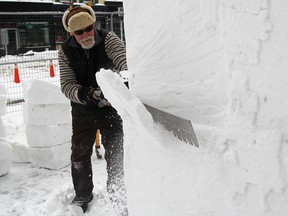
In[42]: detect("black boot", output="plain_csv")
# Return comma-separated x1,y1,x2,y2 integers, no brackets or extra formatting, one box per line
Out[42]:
71,193,93,213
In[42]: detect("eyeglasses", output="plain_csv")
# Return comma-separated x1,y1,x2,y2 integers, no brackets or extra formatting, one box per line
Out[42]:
74,25,94,35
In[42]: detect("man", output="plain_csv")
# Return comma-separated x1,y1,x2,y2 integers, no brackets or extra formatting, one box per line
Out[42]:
58,4,128,215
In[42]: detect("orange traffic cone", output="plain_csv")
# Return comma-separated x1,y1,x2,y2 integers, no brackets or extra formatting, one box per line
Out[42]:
49,60,55,77
14,63,20,83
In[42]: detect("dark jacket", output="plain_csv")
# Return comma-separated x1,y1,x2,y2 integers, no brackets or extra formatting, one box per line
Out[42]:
60,29,125,115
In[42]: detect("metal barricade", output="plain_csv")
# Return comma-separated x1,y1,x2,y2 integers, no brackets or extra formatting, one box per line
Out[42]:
0,11,125,117
0,51,59,117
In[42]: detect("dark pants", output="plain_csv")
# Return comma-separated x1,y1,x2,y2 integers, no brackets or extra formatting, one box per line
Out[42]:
71,108,126,203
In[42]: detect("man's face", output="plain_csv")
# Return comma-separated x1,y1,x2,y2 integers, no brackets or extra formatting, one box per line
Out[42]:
72,25,95,49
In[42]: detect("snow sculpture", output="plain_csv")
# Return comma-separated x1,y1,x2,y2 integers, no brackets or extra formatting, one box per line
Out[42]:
23,80,72,170
122,0,288,215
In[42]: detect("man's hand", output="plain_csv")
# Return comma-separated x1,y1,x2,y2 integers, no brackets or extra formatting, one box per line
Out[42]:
78,87,111,108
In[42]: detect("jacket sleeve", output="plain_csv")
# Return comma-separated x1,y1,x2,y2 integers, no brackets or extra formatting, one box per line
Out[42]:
58,47,85,104
104,31,128,71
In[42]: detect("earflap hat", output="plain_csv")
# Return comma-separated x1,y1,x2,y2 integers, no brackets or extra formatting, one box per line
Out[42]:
62,4,96,33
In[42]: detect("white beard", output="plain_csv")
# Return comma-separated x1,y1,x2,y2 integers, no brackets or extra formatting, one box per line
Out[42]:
79,36,95,49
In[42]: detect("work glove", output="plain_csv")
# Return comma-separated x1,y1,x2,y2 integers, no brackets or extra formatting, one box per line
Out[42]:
78,86,111,108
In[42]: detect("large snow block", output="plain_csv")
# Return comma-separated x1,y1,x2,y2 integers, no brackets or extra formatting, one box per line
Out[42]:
24,103,71,125
0,85,7,116
28,142,71,170
0,140,13,176
23,79,69,105
11,142,31,163
26,124,72,147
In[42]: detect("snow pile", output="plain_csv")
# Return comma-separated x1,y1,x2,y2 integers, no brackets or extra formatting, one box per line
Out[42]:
0,84,13,176
23,79,72,170
123,0,288,215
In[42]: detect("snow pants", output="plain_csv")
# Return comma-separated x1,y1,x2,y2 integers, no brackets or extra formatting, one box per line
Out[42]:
70,108,126,203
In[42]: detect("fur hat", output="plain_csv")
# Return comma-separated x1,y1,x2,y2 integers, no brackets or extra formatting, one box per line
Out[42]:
62,4,96,33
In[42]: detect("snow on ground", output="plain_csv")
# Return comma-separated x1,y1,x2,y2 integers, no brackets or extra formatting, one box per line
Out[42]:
1,115,114,216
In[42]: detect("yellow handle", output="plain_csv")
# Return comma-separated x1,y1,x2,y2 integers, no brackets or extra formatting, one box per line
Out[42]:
95,129,100,148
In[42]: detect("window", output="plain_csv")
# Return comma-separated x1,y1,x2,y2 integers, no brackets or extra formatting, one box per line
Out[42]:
17,22,50,48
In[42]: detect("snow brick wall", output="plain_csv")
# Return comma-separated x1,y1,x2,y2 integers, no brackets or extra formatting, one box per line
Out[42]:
23,79,72,170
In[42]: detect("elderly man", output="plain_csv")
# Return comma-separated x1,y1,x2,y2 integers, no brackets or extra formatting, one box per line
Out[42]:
58,4,128,215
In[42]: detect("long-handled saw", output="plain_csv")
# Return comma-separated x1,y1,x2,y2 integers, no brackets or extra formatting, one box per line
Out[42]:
143,103,199,147
119,71,199,147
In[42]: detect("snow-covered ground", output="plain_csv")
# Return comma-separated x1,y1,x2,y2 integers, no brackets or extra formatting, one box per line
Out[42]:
0,116,112,215
1,0,288,216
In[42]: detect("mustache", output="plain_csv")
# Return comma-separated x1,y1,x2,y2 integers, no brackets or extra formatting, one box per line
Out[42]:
79,36,95,49
80,36,94,44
